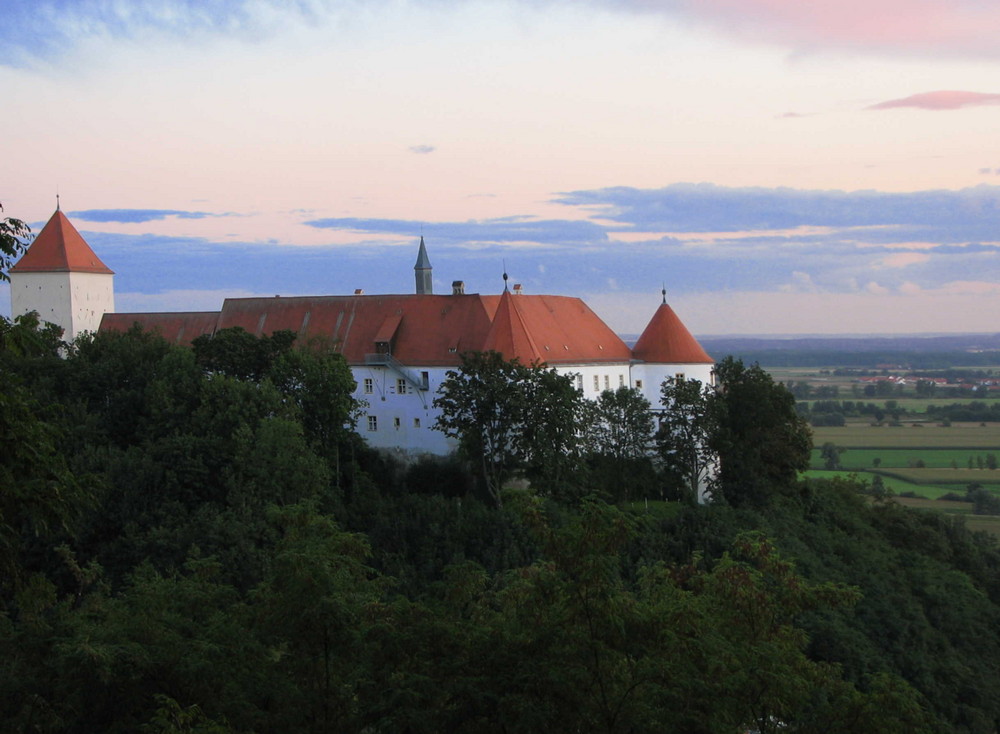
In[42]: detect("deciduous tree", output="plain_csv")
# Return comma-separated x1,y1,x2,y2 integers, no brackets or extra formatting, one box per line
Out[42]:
657,376,716,503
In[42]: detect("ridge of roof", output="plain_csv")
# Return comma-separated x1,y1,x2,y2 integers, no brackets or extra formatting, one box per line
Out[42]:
632,301,713,364
479,289,545,363
10,210,114,274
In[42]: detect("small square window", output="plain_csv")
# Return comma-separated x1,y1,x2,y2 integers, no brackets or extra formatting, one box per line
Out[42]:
635,379,643,389
413,418,421,428
367,415,378,431
363,378,373,394
676,373,685,382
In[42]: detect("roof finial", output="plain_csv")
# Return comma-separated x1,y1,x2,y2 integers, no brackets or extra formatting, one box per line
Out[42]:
661,283,666,304
502,260,509,292
56,190,60,211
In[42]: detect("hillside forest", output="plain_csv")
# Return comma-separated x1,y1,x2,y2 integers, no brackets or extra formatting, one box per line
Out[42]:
5,313,1000,733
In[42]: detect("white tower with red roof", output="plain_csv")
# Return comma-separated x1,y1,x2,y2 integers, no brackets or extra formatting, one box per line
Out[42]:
631,288,715,404
9,208,115,341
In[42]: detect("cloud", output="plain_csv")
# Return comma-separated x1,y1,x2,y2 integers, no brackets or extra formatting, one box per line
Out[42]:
69,209,226,223
621,0,1000,60
868,91,1000,111
303,216,612,248
876,252,930,268
865,281,889,295
554,182,1000,235
408,144,436,155
1,0,322,66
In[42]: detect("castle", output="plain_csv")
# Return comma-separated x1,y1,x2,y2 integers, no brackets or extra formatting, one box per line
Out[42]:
11,208,714,456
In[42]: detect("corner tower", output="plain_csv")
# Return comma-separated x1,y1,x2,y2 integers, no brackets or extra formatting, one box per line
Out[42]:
630,289,714,403
414,236,432,295
9,208,115,341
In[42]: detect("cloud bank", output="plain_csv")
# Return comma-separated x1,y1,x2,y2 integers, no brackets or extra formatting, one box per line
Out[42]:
7,0,1000,68
70,209,227,223
868,91,1000,111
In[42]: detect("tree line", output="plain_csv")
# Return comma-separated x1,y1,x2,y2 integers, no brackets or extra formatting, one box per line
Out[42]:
5,312,1000,730
434,351,811,508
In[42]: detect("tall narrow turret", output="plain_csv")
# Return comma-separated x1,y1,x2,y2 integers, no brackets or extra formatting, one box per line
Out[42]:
414,236,432,294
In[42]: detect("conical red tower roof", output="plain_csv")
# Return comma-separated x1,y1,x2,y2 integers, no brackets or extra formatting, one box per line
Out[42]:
633,301,712,364
481,289,544,363
10,209,113,274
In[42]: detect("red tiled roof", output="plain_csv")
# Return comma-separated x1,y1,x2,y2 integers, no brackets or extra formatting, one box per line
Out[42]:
481,290,544,363
482,291,630,364
103,291,635,366
99,312,220,345
214,294,498,366
11,210,113,274
632,302,713,364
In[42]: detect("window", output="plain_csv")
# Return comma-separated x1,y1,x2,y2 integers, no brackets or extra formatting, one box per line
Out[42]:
393,417,401,429
618,374,625,387
413,418,421,428
603,375,610,390
675,373,685,382
363,378,373,394
367,415,378,431
635,379,643,389
397,378,407,394
576,374,584,391
593,375,600,392
421,371,430,390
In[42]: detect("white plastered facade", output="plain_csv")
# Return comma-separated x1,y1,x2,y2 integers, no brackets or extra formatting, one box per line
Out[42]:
10,270,115,341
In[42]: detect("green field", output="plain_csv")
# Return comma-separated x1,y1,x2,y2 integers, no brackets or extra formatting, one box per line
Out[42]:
802,469,959,497
810,447,998,470
812,423,1000,449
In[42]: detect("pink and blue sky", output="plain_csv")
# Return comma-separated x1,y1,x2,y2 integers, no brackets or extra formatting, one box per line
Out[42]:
3,0,1000,335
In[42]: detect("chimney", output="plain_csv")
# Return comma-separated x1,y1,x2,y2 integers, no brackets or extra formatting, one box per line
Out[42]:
354,288,364,295
452,281,465,295
512,283,523,295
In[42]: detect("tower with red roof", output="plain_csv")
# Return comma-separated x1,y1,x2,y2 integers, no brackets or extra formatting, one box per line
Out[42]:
10,207,114,340
631,287,715,404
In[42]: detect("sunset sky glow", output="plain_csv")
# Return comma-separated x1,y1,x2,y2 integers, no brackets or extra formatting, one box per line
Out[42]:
3,0,1000,335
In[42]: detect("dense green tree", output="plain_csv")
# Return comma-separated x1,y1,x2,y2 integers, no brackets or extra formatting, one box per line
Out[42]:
710,357,812,507
0,202,30,281
434,351,585,506
585,387,657,502
657,376,716,503
191,327,296,381
587,386,654,461
252,504,385,733
820,441,846,470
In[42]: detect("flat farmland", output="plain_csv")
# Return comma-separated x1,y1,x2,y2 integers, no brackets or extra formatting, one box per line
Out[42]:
873,467,1000,486
813,423,1000,449
809,448,998,469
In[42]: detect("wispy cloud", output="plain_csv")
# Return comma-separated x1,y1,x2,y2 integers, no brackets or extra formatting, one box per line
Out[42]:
303,216,612,248
408,144,436,154
554,183,1000,236
868,91,1000,111
1,0,326,66
624,0,1000,60
70,209,229,223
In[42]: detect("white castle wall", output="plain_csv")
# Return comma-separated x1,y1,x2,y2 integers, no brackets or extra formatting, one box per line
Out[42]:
351,359,716,458
11,270,114,340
